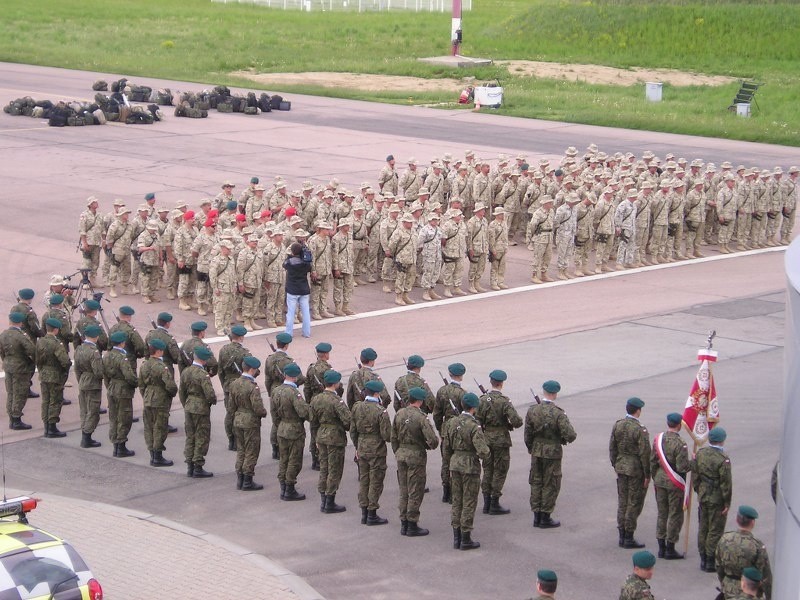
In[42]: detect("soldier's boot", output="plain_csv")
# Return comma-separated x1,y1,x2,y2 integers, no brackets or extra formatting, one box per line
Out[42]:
166,290,176,300
422,290,433,301
193,465,214,478
236,472,244,490
283,484,305,501
719,244,730,254
197,304,208,316
488,496,510,515
112,444,119,458
482,493,491,514
242,475,264,491
694,250,705,258
321,308,336,319
45,423,66,438
109,286,118,298
533,512,541,527
539,513,560,528
574,266,585,277
405,521,429,537
272,444,279,460
116,442,135,457
541,272,554,283
468,281,478,293
453,287,467,296
186,462,195,477
333,304,346,316
250,319,263,331
279,481,286,499
151,451,173,467
394,293,406,306
227,436,236,451
664,541,684,560
402,293,415,305
80,432,101,448
557,269,568,281
323,494,346,514
657,538,666,558
531,274,543,284
704,555,716,573
459,530,480,550
699,554,707,572
618,527,625,547
475,281,487,292
601,264,612,273
429,288,442,300
343,304,356,316
400,520,409,536
9,417,32,431
167,424,177,433
453,528,461,549
366,509,388,526
265,319,278,328
443,286,453,298
320,492,326,511
442,484,451,503
622,531,645,549
141,296,153,304
382,283,392,293
311,456,320,471
361,507,368,524
179,298,192,311
311,311,323,321
28,389,39,398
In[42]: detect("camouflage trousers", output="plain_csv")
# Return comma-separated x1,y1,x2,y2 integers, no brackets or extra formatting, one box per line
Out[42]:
529,457,562,513
177,269,197,301
616,474,647,532
781,208,795,241
397,458,427,523
573,237,593,271
697,501,728,557
308,424,318,463
703,207,719,243
594,236,613,268
6,370,33,418
420,256,442,290
332,273,354,307
102,251,113,281
83,246,101,278
354,247,368,276
108,254,131,288
40,381,65,424
735,213,752,247
358,453,388,510
195,274,210,307
450,470,481,532
394,264,416,294
655,484,684,543
617,234,637,267
130,256,141,290
278,435,305,485
648,224,668,259
633,224,650,264
366,243,381,278
184,412,211,466
489,252,506,287
531,241,552,276
262,282,283,325
685,221,703,256
481,445,510,497
555,235,574,270
766,213,782,240
223,393,235,442
317,442,345,495
108,394,133,444
213,291,236,333
441,257,464,287
235,426,262,476
507,211,522,240
311,276,330,315
749,213,767,247
164,262,178,297
79,389,101,434
139,265,160,299
143,405,170,452
241,286,261,320
380,257,397,283
467,253,486,283
717,220,735,245
440,444,451,487
666,223,685,257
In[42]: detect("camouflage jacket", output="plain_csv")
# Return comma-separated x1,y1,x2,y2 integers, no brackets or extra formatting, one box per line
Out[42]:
179,364,217,415
476,390,523,447
433,382,465,433
74,341,103,391
524,401,577,460
304,359,332,403
391,405,439,465
138,357,178,409
350,397,391,458
230,374,267,429
264,350,305,396
716,530,771,600
650,430,690,490
218,342,251,393
619,574,654,600
178,337,218,378
444,413,490,475
310,390,351,446
331,230,354,273
145,327,180,376
209,253,237,292
76,315,107,351
108,321,146,372
35,334,71,384
11,302,42,340
346,366,390,409
393,371,435,413
41,307,72,350
274,383,309,440
103,348,138,400
691,445,732,506
609,416,651,478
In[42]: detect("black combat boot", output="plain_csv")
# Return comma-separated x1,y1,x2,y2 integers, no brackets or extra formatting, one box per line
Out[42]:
699,554,707,572
28,388,39,398
459,530,480,550
167,424,177,433
99,407,108,415
320,492,326,512
453,528,461,549
400,520,408,536
657,539,666,558
618,527,625,547
280,481,286,499
242,475,264,491
623,531,645,549
113,443,119,457
361,507,368,524
193,465,213,478
405,521,429,537
187,462,195,477
116,442,135,457
227,437,236,451
61,399,72,405
271,444,279,460
366,509,388,526
311,456,320,471
482,493,491,514
488,496,510,515
80,432,101,448
539,513,560,529
283,484,305,501
10,417,31,431
442,484,451,503
237,473,244,490
664,541,684,560
132,416,139,423
704,555,716,573
323,494,346,514
533,512,541,527
48,423,66,438
151,451,173,467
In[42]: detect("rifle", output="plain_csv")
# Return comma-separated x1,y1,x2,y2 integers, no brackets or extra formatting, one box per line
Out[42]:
402,356,409,370
474,378,488,395
530,388,542,405
181,348,193,365
147,314,157,330
112,310,120,324
354,355,362,369
268,339,277,353
439,371,459,416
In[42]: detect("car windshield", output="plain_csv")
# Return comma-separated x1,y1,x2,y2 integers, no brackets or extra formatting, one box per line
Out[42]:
0,543,86,600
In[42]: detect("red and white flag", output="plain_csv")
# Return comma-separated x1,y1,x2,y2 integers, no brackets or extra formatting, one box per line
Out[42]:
682,348,719,444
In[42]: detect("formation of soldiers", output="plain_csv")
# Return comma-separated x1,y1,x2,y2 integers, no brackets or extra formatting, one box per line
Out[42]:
72,147,798,335
0,298,774,597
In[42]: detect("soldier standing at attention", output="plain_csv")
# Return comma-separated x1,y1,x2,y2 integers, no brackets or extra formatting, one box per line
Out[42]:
36,318,71,438
12,288,43,343
108,306,147,376
218,325,251,451
619,550,657,600
208,240,237,336
715,505,772,599
180,346,217,478
138,338,177,468
178,321,219,379
444,392,490,550
609,397,650,549
351,379,392,526
729,567,765,600
525,569,559,600
465,202,489,293
307,221,334,320
692,426,732,572
73,325,103,447
418,213,443,301
103,331,138,458
476,369,523,516
311,369,352,514
346,347,391,410
274,362,310,501
378,154,399,196
331,219,356,316
554,193,580,280
305,342,335,471
75,299,107,352
145,312,180,435
78,196,105,286
265,332,305,460
391,387,439,537
487,207,509,290
231,356,267,491
388,214,419,306
393,355,435,413
237,233,264,331
434,363,467,503
137,221,162,304
650,412,690,560
524,380,577,529
526,196,555,284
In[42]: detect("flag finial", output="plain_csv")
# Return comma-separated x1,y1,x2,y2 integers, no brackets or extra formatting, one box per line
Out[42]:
706,330,716,350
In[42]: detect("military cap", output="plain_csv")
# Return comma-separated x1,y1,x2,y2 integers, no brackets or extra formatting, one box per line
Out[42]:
144,192,156,201
277,181,288,189
365,379,384,393
632,550,656,569
789,166,799,174
742,567,762,583
283,362,301,377
459,392,478,409
760,169,771,178
407,157,418,166
149,338,167,351
112,199,126,207
400,214,416,223
542,380,561,394
418,187,430,196
49,293,64,305
627,397,645,409
361,347,378,361
666,412,682,426
566,193,581,204
407,355,425,368
45,317,62,329
659,179,672,188
242,227,255,236
537,569,557,583
489,369,507,382
109,331,128,345
365,188,376,195
230,325,248,337
18,288,34,300
492,207,507,216
315,342,332,353
170,210,183,220
773,166,783,175
708,427,727,443
219,240,234,250
146,220,159,230
221,181,236,189
276,332,293,344
84,299,101,311
386,154,394,161
641,181,655,189
720,161,733,169
302,181,315,191
235,214,247,223
157,312,173,322
183,211,195,221
565,146,578,156
174,200,188,209
49,274,66,286
157,206,169,214
250,177,260,184
9,312,25,324
252,185,266,192
83,324,102,337
473,202,487,213
137,204,151,213
540,195,554,204
690,159,704,167
387,204,401,213
86,196,99,206
323,369,342,384
194,346,212,360
243,355,261,369
119,305,135,316
465,149,475,157
738,505,758,519
447,363,466,376
408,387,427,402
191,321,208,332
338,219,352,228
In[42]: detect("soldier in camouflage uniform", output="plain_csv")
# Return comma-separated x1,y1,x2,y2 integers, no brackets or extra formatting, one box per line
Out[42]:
527,196,555,283
391,387,439,536
179,345,217,478
717,175,738,253
78,197,105,285
209,240,237,336
619,550,657,600
650,412,690,560
191,222,216,316
444,392,490,550
163,210,183,300
105,208,133,297
273,362,310,501
40,294,72,353
73,325,103,447
36,318,71,438
476,369,523,515
127,205,150,293
434,363,467,503
715,505,772,599
12,289,43,343
264,332,306,459
261,230,285,328
103,331,138,458
418,213,443,301
231,356,267,491
174,211,198,311
351,379,392,526
218,325,251,450
615,190,638,269
236,234,263,331
311,369,352,513
393,354,435,413
101,200,125,285
526,569,559,600
307,221,334,319
378,154,398,196
388,214,418,306
304,342,337,471
137,221,162,303
692,426,732,572
685,180,707,258
729,567,765,600
108,305,147,375
178,321,219,379
524,380,577,529
609,397,650,549
331,219,356,316
75,300,107,352
465,203,489,293
487,207,509,290
379,205,401,294
346,347,391,410
138,338,177,467
554,194,579,279
780,166,798,244
593,188,616,272
572,195,595,276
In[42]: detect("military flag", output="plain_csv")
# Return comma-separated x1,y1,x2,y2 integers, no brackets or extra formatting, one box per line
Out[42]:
682,346,719,445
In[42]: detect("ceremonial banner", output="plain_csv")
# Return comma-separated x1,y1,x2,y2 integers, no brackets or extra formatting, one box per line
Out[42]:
682,348,719,444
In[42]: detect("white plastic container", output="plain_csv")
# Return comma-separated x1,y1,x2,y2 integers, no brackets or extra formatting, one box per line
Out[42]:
645,82,663,102
736,102,751,117
474,86,503,107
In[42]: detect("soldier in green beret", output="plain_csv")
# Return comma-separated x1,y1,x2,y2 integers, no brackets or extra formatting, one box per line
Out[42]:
715,506,772,599
231,356,267,491
609,397,650,549
730,567,763,600
525,569,558,599
393,355,435,413
650,412,690,559
145,312,181,435
275,362,311,501
178,321,218,378
108,305,147,375
434,363,467,503
180,346,217,478
265,332,306,460
74,325,104,447
12,288,43,341
218,325,252,451
104,331,138,457
0,312,36,429
139,338,178,468
619,550,656,600
75,299,108,352
346,347,390,410
36,318,72,437
40,294,72,352
305,342,337,471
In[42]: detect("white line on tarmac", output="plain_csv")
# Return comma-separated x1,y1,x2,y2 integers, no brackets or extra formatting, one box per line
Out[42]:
0,245,786,379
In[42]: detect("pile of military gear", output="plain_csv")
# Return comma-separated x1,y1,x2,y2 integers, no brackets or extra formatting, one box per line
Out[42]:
3,97,106,127
98,79,175,106
93,93,163,124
